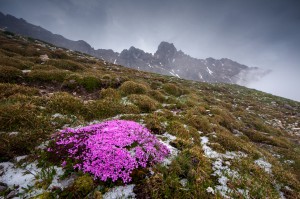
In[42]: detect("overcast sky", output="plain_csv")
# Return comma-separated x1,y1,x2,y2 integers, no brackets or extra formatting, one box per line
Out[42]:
1,0,300,101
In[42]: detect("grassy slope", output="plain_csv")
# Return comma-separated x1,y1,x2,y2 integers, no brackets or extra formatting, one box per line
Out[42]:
0,30,299,198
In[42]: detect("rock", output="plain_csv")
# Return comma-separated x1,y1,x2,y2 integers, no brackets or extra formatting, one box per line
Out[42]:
40,54,49,61
6,190,18,198
69,79,76,84
232,129,244,136
0,182,8,192
0,185,7,192
284,104,294,110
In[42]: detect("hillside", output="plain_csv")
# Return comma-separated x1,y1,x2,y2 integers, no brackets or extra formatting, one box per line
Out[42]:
0,12,269,85
0,30,299,199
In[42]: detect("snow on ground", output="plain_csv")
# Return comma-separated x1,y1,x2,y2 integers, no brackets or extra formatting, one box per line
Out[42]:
121,97,134,105
179,178,188,187
254,158,272,174
0,158,69,198
21,70,31,73
103,184,136,199
52,113,65,118
200,135,249,198
0,162,39,193
156,132,179,166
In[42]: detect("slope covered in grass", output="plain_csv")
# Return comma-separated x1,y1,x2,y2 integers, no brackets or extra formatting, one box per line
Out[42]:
0,30,299,198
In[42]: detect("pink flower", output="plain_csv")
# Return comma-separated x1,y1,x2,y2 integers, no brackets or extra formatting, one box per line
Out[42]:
61,160,67,167
48,120,170,183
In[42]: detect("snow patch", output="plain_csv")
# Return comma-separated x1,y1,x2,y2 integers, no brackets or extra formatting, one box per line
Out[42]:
103,184,136,199
198,72,203,79
22,70,31,73
121,97,134,105
156,132,179,166
200,135,248,198
206,67,213,75
206,187,215,194
0,162,40,194
15,155,28,162
254,158,272,174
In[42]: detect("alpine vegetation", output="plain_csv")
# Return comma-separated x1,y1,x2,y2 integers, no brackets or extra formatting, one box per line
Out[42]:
47,120,170,183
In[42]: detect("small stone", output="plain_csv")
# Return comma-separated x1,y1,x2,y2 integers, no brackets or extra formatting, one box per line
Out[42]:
0,185,7,192
9,132,19,136
40,54,49,61
7,190,18,198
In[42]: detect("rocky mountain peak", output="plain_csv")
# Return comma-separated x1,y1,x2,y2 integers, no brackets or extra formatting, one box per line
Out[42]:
155,41,177,65
0,13,269,85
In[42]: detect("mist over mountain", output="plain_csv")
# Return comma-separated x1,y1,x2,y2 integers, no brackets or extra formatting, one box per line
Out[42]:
0,12,269,85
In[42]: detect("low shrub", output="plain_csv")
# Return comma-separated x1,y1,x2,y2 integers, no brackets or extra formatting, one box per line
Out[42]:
27,69,70,83
167,121,190,139
147,90,166,102
162,83,184,97
47,92,84,115
0,102,49,131
47,120,170,183
73,175,94,196
99,88,121,100
0,83,39,99
119,81,148,96
185,114,212,133
62,74,102,92
81,76,102,91
46,59,86,71
0,65,23,83
128,94,159,112
0,56,33,69
144,114,166,134
85,99,139,120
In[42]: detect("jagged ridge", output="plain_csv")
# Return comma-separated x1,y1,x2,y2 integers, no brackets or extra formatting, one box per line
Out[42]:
0,12,269,85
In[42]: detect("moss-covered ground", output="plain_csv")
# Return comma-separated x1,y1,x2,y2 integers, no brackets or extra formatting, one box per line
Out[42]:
0,31,299,198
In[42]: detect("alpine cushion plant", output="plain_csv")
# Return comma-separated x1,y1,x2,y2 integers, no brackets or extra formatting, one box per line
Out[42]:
47,120,170,183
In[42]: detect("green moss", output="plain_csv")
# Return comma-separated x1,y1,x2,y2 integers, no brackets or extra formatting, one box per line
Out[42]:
119,81,148,96
166,121,190,139
81,76,102,91
127,94,159,112
0,83,39,99
73,175,94,196
99,88,121,100
85,99,139,120
144,114,166,134
0,65,23,83
162,83,184,97
185,114,212,133
170,138,192,150
47,92,84,115
33,192,53,199
46,59,86,71
28,69,70,83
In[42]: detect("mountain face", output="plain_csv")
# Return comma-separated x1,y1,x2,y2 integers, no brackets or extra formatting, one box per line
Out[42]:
114,42,269,84
0,12,269,85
